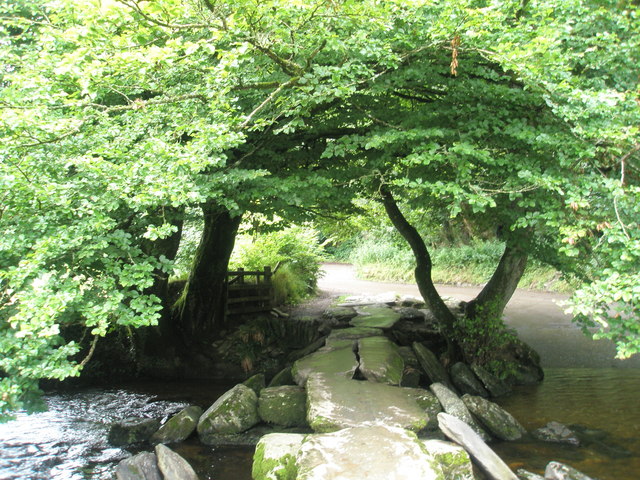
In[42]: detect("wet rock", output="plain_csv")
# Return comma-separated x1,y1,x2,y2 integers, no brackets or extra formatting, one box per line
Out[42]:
306,374,430,433
115,452,161,480
516,469,545,480
430,383,490,441
296,425,444,480
398,346,420,368
252,433,306,480
155,444,198,480
199,425,311,447
357,336,404,385
326,326,383,342
412,342,455,389
197,384,259,440
462,395,526,441
450,363,489,397
471,364,512,397
150,406,202,445
258,386,307,427
350,306,402,329
287,336,328,363
242,373,266,395
437,412,518,480
400,367,421,388
291,345,358,385
405,387,442,431
108,417,161,446
323,306,357,323
545,461,596,480
422,439,474,480
532,421,580,446
268,366,295,387
500,339,544,386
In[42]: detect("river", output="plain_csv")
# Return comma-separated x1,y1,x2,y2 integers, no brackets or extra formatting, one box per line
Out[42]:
0,264,638,479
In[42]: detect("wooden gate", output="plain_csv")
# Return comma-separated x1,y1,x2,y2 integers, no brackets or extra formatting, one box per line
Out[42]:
225,266,274,315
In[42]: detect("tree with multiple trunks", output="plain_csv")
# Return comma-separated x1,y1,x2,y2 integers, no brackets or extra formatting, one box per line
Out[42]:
1,0,638,416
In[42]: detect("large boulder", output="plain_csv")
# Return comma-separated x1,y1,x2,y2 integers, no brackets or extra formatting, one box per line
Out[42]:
437,413,519,480
258,386,308,427
470,364,511,397
350,306,402,329
296,425,444,480
412,343,455,389
150,406,203,445
462,395,526,441
197,384,259,441
291,345,359,385
252,433,306,480
268,366,295,387
108,417,161,446
115,452,162,480
306,374,430,433
532,421,580,446
450,363,489,397
357,336,404,385
243,373,266,395
422,439,474,480
545,461,596,480
155,444,199,480
430,383,490,441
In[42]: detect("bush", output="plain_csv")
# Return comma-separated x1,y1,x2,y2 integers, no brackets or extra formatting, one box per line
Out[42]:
231,226,324,305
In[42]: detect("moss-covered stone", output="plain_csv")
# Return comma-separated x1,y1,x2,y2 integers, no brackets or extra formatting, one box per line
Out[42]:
258,386,308,427
350,306,402,329
357,336,404,385
269,367,295,387
252,433,306,480
326,327,383,342
413,342,455,389
306,374,429,433
108,417,161,447
197,384,259,441
150,406,202,445
291,346,358,386
462,394,526,441
296,426,445,480
422,439,474,480
403,388,443,431
115,452,161,480
430,383,490,441
243,373,266,395
450,363,489,397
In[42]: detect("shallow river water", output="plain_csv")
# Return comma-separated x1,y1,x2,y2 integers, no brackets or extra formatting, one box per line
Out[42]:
0,368,639,479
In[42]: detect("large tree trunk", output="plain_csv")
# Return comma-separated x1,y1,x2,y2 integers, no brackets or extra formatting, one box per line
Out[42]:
176,203,242,344
380,185,460,361
465,242,528,319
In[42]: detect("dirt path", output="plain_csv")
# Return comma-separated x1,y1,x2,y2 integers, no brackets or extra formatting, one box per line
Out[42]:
317,263,640,369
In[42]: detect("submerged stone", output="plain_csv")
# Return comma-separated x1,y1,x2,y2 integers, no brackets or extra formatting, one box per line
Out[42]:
462,395,526,441
197,384,259,441
155,444,198,480
430,383,490,441
545,461,596,480
422,439,474,480
252,433,306,480
108,417,161,447
412,343,455,389
115,452,161,480
437,413,518,480
291,346,358,386
306,374,430,433
350,306,402,329
296,425,444,480
358,336,404,385
258,386,308,427
450,362,489,397
532,421,580,446
150,406,203,445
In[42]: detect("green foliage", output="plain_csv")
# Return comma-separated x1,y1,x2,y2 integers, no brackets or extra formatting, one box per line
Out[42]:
231,226,323,304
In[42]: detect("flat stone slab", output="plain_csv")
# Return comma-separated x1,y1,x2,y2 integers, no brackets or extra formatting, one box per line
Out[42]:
326,327,383,343
350,306,402,329
296,425,444,480
412,342,455,389
306,374,430,433
292,346,359,386
358,336,404,385
438,413,518,480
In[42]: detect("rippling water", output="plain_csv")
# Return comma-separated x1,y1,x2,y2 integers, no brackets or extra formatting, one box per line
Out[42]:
0,370,638,479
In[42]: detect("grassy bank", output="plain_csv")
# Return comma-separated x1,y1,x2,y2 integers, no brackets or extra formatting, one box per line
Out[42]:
347,239,571,293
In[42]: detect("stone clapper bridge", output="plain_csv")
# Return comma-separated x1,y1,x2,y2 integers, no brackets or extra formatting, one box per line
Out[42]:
197,298,527,480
